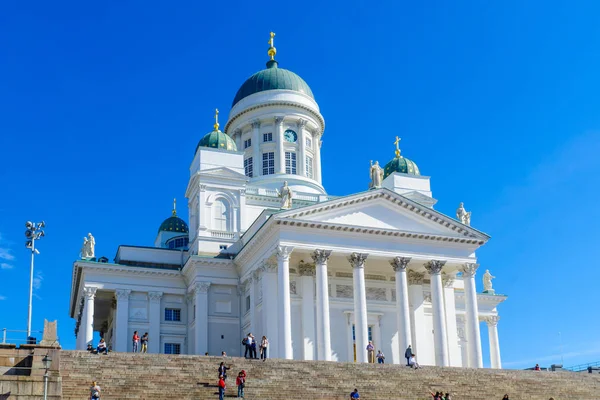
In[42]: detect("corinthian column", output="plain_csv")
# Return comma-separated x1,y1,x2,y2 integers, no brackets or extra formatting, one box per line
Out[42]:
312,249,333,361
297,119,307,176
261,261,279,357
82,287,97,348
114,289,131,352
425,260,449,367
349,252,369,363
251,120,261,177
299,262,316,360
462,263,483,368
391,257,412,364
485,316,501,369
277,245,294,359
275,117,285,174
148,291,163,353
193,282,211,355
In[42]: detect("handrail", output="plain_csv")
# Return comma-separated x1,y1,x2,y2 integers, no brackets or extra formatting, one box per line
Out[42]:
564,360,600,372
1,328,44,345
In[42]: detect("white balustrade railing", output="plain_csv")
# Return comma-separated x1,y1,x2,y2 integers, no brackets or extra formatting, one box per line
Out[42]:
210,231,235,239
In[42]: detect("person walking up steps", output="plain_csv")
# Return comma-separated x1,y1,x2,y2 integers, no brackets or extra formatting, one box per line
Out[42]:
405,345,413,366
236,370,246,398
260,335,269,361
376,350,385,364
218,375,226,400
140,332,148,353
132,331,140,353
89,381,101,400
366,341,375,363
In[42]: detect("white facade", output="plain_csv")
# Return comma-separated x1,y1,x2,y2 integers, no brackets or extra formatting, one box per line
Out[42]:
69,47,506,368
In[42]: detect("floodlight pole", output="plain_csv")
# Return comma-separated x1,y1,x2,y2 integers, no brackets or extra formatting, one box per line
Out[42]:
27,236,36,338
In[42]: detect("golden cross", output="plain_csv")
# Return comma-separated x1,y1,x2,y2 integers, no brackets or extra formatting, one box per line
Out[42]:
269,32,275,47
394,136,402,158
214,108,220,131
172,198,177,216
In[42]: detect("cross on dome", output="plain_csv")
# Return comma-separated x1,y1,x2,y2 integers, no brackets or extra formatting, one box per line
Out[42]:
214,109,220,131
394,136,402,158
172,198,177,216
268,32,276,61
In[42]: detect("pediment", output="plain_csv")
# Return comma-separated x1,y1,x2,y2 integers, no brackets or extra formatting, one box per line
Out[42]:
199,167,248,181
276,189,489,241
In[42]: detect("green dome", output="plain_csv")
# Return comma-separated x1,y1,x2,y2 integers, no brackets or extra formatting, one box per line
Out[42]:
158,215,189,234
383,156,421,179
196,129,237,153
232,60,314,107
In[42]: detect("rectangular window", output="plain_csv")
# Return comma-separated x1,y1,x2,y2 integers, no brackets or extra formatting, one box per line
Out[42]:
244,138,251,149
305,155,313,179
165,308,181,322
246,295,251,312
164,343,181,354
244,157,253,177
263,133,273,142
306,137,312,148
262,152,275,175
285,152,297,174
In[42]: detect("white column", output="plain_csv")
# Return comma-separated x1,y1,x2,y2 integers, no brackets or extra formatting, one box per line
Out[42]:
391,257,412,364
239,189,247,231
275,117,285,174
277,245,293,359
251,121,261,177
82,287,97,347
193,282,210,355
186,295,194,354
297,119,307,177
443,274,461,366
314,133,322,184
261,262,279,357
408,272,427,363
148,291,163,354
299,263,316,360
486,316,501,369
462,263,483,368
312,249,332,361
349,252,369,363
114,289,131,352
425,260,449,367
233,128,242,153
76,297,85,350
247,277,256,334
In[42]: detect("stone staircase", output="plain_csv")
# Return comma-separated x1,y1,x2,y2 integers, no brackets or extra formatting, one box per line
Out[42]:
60,351,600,400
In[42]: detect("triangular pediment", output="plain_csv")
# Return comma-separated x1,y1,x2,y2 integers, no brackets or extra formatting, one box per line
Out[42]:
199,167,248,181
275,189,489,241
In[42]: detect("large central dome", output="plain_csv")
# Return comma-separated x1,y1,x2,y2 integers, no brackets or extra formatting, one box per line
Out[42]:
232,60,314,107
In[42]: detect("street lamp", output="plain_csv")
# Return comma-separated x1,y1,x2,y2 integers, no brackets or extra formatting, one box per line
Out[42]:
42,353,52,400
25,220,45,339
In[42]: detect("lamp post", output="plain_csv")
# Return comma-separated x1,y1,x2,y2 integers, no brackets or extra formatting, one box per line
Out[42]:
42,353,52,400
25,221,45,339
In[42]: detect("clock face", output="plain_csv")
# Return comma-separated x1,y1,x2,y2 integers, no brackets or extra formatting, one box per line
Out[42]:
284,129,298,143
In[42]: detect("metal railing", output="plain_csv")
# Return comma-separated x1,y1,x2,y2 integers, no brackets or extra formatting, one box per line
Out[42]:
564,360,600,372
1,328,44,345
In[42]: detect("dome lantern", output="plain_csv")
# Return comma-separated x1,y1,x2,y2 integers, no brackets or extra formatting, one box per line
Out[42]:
196,109,237,153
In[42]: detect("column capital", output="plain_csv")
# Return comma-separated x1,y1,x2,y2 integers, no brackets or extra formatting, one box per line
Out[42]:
233,128,242,137
277,245,294,261
251,120,261,129
115,289,131,301
311,249,332,265
148,291,163,302
193,282,211,295
260,260,278,274
298,261,316,276
297,118,308,128
424,260,446,275
407,270,425,285
83,286,98,299
484,315,500,326
390,256,411,272
348,252,369,269
274,116,284,125
442,272,456,288
461,262,479,277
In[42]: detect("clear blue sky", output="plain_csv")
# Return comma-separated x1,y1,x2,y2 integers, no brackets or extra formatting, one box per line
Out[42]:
1,1,599,369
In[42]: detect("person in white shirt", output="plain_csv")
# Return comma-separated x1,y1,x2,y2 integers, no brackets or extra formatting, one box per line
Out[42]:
409,354,420,369
89,381,101,399
376,350,385,364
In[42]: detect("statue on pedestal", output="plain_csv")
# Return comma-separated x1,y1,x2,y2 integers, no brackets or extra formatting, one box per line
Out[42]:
456,202,472,226
483,269,496,293
81,233,95,259
277,181,293,209
369,160,383,189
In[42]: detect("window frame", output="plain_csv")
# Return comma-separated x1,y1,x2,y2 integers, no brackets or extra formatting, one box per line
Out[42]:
244,157,253,177
263,132,273,142
164,343,181,354
164,308,182,322
305,155,314,179
262,152,275,175
285,151,297,174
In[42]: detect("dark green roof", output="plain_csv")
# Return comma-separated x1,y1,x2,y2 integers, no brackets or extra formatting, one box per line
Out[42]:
158,215,189,234
383,156,421,179
232,60,314,107
196,130,237,153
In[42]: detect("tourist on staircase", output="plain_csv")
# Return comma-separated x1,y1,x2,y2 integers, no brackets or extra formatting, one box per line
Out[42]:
366,341,375,363
236,370,246,398
218,361,230,380
260,335,269,361
405,345,413,366
502,395,510,400
218,375,226,400
141,332,149,353
132,331,140,353
89,381,101,400
96,338,108,355
409,354,420,369
376,350,385,364
349,388,360,399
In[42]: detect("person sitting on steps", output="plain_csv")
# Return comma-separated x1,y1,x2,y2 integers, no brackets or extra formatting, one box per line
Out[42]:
349,388,360,399
96,338,108,355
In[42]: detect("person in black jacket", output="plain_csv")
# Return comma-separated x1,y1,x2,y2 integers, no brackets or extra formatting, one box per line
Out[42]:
405,345,413,366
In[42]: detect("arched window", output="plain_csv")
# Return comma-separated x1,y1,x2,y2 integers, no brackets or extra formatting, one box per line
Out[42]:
213,199,230,231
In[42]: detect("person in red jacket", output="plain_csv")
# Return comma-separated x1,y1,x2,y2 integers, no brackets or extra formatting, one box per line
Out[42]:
236,370,246,398
218,375,226,400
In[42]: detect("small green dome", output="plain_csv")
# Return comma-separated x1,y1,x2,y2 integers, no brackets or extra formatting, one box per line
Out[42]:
158,215,189,234
232,60,314,107
196,129,237,153
383,156,421,179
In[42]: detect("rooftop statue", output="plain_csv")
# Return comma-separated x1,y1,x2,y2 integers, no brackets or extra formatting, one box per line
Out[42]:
483,269,496,293
277,181,293,209
81,233,95,259
456,202,472,226
369,160,383,189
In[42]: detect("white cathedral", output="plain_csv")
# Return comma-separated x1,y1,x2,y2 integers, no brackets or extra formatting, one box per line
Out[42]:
69,34,506,368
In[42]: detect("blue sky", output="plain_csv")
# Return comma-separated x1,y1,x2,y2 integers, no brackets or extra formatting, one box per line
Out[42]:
1,1,600,369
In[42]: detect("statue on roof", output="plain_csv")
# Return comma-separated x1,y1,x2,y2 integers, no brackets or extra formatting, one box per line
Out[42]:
456,202,471,226
369,160,383,189
81,233,95,259
483,269,496,293
277,181,293,209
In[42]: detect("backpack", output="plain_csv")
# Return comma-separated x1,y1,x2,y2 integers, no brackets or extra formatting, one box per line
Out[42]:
241,338,247,345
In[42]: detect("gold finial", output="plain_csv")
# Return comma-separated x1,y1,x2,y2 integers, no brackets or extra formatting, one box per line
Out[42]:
172,198,177,216
213,108,220,131
267,31,277,61
394,136,402,158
